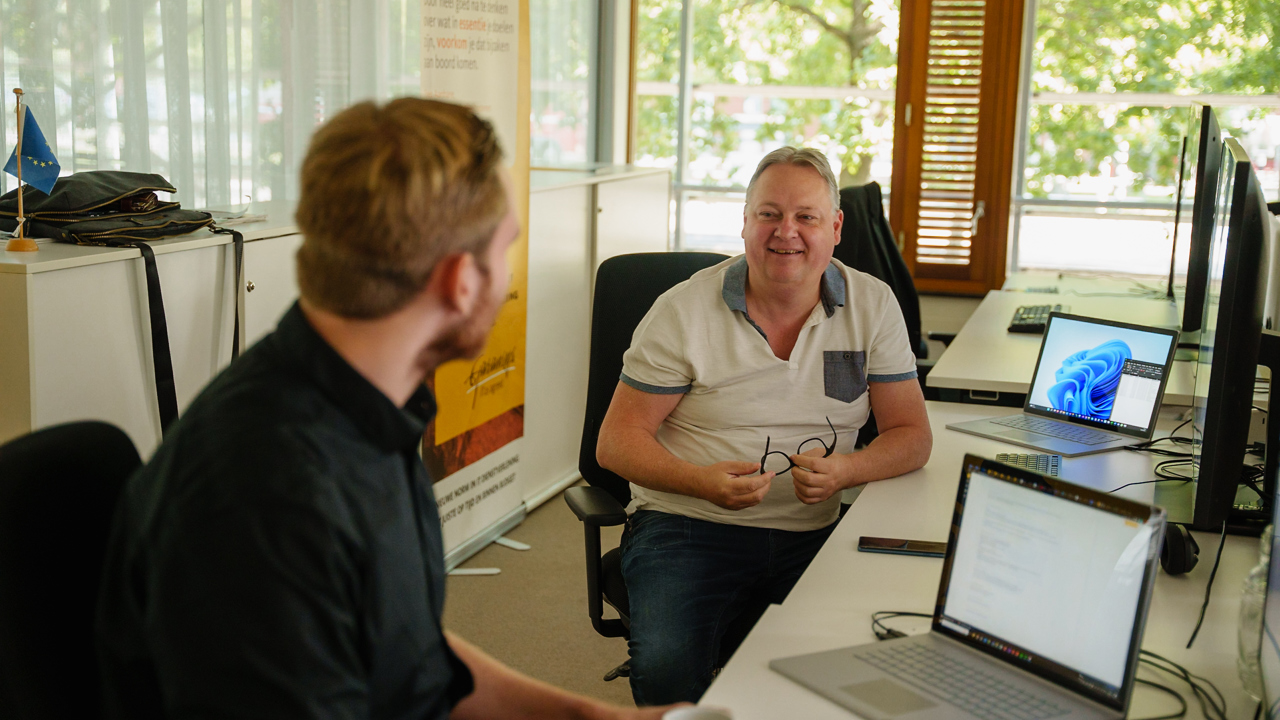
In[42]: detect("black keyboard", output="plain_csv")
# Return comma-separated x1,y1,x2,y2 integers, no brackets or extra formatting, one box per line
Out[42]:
991,415,1117,445
1007,304,1064,334
861,644,1068,720
995,453,1062,476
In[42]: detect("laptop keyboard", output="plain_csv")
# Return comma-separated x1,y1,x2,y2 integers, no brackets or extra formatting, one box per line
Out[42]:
861,644,1068,720
995,453,1062,476
991,415,1117,445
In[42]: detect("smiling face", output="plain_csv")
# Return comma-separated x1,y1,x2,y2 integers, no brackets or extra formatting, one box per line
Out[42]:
741,163,843,295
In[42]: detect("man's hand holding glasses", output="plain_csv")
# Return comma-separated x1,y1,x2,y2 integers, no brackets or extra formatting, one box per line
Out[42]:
760,417,849,505
700,460,775,511
789,451,851,505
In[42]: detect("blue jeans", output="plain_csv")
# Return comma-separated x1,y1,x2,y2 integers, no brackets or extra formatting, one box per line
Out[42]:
619,510,837,705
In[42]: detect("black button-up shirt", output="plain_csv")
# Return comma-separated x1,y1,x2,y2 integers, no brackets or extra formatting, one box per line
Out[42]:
97,303,474,719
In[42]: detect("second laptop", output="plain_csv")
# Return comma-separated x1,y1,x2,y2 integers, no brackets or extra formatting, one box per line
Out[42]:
946,312,1179,457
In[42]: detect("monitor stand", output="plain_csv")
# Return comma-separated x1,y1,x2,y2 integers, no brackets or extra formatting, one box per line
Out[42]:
1167,331,1279,535
1232,329,1280,536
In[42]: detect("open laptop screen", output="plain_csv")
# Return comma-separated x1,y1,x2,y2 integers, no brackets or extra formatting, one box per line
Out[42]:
1024,314,1178,438
935,456,1165,711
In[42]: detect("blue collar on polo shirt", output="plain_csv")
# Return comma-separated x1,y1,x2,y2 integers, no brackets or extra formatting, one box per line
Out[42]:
720,255,847,321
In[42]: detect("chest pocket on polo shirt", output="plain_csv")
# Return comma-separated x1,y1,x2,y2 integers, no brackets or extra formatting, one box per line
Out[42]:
823,351,868,403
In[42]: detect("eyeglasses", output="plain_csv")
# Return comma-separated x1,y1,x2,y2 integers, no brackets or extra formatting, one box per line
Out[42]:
760,417,837,475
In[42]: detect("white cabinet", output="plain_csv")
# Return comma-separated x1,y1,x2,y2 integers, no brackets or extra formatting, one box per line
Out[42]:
0,205,299,458
595,170,671,265
243,234,305,346
521,166,671,505
0,169,672,500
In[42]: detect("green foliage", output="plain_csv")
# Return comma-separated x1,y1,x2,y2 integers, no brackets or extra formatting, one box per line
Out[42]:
634,0,899,185
1026,0,1274,199
637,0,1277,197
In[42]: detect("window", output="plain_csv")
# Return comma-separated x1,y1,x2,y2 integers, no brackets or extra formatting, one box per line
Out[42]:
633,0,902,252
889,0,1025,293
0,0,423,208
1010,0,1280,276
530,0,598,166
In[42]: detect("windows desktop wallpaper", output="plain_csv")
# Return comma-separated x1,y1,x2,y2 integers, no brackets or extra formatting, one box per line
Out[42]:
1028,319,1174,423
1045,340,1132,419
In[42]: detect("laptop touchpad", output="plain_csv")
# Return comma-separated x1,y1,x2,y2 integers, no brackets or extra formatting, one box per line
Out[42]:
995,429,1043,444
840,678,936,716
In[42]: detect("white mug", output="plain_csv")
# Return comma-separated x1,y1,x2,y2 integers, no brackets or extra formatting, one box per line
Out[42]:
662,707,732,720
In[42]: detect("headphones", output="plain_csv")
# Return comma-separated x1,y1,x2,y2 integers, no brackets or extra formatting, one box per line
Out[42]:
1160,523,1200,575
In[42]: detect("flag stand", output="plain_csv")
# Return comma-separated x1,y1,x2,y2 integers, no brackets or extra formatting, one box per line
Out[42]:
6,88,37,253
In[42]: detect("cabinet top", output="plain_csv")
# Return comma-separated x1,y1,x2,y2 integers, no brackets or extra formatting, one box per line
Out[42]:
530,165,671,193
0,201,299,275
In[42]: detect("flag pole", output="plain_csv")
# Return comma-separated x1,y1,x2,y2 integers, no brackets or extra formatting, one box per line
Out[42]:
6,88,37,252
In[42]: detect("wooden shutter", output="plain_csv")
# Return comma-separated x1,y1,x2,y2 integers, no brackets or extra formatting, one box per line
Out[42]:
890,0,1024,295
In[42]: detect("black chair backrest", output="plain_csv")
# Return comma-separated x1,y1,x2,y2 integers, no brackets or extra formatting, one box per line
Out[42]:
835,182,926,359
579,252,730,507
0,422,140,720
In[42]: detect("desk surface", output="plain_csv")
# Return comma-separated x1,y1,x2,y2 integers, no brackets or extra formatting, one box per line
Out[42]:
926,290,1199,407
701,401,1256,720
1004,270,1172,297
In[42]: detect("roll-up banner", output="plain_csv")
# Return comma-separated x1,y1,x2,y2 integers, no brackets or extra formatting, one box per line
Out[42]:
420,0,529,553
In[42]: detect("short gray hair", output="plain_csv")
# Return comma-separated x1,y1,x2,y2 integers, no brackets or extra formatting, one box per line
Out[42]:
745,146,840,211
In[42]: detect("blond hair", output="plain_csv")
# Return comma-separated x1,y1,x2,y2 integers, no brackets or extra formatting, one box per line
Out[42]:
295,98,507,318
746,146,840,211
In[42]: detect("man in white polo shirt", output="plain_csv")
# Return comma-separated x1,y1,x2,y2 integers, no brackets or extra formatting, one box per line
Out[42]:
596,147,932,705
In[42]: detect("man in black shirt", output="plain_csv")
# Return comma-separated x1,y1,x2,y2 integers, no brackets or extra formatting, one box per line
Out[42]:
96,99,679,720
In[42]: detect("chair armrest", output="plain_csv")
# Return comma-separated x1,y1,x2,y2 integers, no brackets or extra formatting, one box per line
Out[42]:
564,486,630,638
564,486,628,527
927,331,956,347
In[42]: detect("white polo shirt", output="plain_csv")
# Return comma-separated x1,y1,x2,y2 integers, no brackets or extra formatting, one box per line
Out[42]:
619,255,918,532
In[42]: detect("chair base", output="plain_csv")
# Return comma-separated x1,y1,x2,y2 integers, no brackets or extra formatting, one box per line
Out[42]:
603,660,631,682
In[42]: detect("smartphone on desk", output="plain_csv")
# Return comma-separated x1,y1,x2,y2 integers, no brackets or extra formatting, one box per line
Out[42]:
857,536,947,558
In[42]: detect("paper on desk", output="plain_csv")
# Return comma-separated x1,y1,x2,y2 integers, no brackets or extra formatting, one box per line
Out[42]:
203,209,268,226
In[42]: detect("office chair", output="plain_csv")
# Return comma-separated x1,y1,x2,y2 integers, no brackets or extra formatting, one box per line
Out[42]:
0,422,141,720
836,182,954,440
565,251,749,682
835,181,956,359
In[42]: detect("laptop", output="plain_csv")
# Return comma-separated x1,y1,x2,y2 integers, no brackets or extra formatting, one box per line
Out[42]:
947,313,1179,457
771,454,1166,720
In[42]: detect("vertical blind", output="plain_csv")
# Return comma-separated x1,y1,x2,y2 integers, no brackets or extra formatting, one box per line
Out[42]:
913,0,983,267
0,0,422,207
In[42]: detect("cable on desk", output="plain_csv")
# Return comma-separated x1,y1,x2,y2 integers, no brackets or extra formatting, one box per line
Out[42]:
870,611,932,640
1139,650,1227,720
1126,419,1196,458
1241,463,1267,501
1153,459,1195,481
1186,521,1229,650
1131,678,1188,720
1104,478,1189,494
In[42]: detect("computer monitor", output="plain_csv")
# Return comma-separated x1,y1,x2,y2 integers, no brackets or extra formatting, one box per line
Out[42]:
1264,207,1280,331
1166,134,1189,300
1174,104,1224,338
1189,137,1269,532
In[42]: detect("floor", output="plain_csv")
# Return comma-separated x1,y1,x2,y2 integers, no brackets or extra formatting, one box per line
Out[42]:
442,292,983,707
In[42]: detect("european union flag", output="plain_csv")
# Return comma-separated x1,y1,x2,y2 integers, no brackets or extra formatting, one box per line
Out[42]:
4,106,60,195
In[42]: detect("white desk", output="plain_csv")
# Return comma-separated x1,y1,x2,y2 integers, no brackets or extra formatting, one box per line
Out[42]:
1003,270,1171,297
926,290,1197,406
702,401,1256,719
